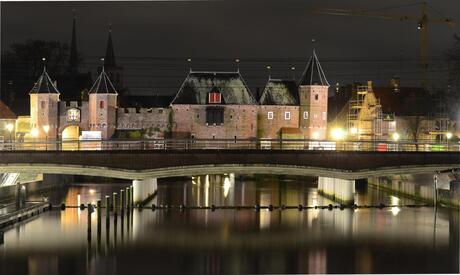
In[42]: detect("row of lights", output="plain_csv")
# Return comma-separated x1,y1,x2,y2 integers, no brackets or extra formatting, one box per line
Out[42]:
4,124,50,138
329,127,454,142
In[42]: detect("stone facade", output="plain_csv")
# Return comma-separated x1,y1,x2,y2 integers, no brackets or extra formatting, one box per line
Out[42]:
23,51,330,141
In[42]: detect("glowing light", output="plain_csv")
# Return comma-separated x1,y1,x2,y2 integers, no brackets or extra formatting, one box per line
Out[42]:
392,132,400,141
223,177,231,198
89,189,96,195
390,196,400,206
331,128,346,140
31,128,39,137
349,127,358,135
446,132,453,140
312,131,320,140
390,207,401,216
5,123,14,132
42,125,50,134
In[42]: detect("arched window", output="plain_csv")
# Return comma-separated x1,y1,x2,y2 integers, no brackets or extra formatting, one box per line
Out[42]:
100,101,105,109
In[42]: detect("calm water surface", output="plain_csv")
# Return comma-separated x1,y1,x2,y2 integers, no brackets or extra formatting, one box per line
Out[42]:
0,174,458,274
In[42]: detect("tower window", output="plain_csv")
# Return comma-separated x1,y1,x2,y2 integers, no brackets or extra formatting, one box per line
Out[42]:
208,91,221,104
303,111,309,119
40,101,46,109
315,94,319,100
100,101,105,109
267,111,274,120
284,111,291,120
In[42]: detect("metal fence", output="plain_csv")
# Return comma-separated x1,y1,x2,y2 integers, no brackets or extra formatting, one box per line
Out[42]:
0,138,459,152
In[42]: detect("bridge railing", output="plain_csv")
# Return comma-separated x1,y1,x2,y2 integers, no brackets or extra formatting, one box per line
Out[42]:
0,138,458,152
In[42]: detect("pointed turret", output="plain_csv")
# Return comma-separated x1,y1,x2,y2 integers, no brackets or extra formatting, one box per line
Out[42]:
29,66,60,94
297,49,329,140
104,24,116,68
68,9,78,73
29,60,60,140
89,66,117,94
298,50,330,87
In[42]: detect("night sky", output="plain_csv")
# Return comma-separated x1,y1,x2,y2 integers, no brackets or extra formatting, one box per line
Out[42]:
2,0,459,95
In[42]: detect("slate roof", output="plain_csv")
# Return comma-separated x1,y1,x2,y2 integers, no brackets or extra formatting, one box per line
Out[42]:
259,79,299,105
0,100,16,119
29,68,60,94
88,67,117,94
171,71,256,105
298,50,330,86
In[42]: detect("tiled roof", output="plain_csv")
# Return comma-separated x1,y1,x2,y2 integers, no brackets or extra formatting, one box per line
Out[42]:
29,69,60,94
0,100,16,119
298,50,330,86
259,79,299,105
88,67,117,94
171,71,256,105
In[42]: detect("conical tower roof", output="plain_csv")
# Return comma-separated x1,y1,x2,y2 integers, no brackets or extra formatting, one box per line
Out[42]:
29,67,60,94
69,9,78,73
88,67,117,94
298,50,329,86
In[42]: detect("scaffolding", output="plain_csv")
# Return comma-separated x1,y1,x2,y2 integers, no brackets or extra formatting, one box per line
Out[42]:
347,82,384,141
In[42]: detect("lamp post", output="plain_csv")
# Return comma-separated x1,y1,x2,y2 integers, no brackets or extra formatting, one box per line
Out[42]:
31,128,39,150
43,125,50,150
5,123,14,143
446,132,453,151
392,132,400,151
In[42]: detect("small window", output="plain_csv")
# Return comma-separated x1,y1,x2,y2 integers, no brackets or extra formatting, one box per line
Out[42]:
100,101,105,109
284,112,291,120
322,112,326,120
40,101,46,109
315,94,319,100
267,111,274,120
303,111,309,120
208,92,221,104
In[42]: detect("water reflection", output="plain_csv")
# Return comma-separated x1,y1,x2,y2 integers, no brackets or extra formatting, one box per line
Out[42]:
0,175,458,274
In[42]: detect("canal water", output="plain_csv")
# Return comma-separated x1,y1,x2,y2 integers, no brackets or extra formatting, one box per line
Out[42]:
0,174,458,274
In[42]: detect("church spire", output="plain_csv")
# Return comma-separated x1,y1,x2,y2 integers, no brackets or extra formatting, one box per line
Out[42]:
104,23,116,68
69,9,78,73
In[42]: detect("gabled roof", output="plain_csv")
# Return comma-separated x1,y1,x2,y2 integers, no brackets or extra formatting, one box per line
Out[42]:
88,67,117,94
0,100,17,119
171,71,256,105
298,50,330,87
29,68,60,94
259,79,299,105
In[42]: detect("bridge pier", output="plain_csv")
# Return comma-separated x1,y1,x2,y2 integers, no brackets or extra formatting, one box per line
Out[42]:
318,177,355,205
132,178,157,205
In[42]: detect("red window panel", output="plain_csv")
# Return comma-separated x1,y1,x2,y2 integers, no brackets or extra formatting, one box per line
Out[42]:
208,92,221,104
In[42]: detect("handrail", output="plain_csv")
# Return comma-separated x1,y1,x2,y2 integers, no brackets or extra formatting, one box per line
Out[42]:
0,138,458,152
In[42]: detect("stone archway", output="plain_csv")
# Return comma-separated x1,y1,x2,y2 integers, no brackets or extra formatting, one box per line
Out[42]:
61,125,80,151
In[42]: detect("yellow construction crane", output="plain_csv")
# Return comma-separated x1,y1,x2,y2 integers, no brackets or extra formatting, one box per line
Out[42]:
315,2,455,87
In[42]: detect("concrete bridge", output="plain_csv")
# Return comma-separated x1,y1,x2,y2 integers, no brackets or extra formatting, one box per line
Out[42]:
1,150,459,204
0,150,459,180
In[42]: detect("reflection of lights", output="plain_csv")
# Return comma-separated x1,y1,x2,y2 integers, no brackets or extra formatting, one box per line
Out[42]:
89,189,96,195
223,177,231,198
349,127,358,135
205,175,210,207
390,207,401,216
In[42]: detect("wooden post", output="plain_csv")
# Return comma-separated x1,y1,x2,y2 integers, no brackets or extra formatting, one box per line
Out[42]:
105,195,110,229
120,190,125,214
112,192,117,215
97,200,102,234
126,187,131,209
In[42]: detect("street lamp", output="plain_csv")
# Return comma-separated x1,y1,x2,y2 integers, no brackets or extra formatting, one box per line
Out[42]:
446,132,453,151
392,132,400,141
31,128,39,150
43,125,50,150
5,123,14,143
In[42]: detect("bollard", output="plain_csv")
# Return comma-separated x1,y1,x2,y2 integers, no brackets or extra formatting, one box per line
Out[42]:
120,190,125,213
87,203,92,234
97,200,102,233
112,192,118,215
105,195,110,229
151,204,156,211
60,203,66,211
126,187,131,209
131,186,134,208
268,204,274,211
